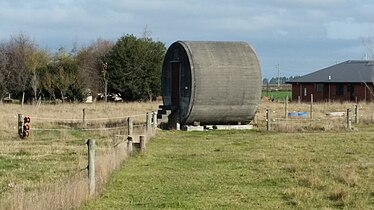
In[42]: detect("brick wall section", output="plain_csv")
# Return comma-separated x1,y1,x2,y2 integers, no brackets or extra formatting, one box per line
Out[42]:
291,83,374,102
355,84,374,102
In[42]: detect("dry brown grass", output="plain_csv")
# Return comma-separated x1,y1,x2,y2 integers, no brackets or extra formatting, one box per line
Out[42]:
328,185,351,207
283,187,314,207
256,99,374,132
298,174,323,190
1,100,373,209
2,173,89,210
0,101,160,210
338,169,360,187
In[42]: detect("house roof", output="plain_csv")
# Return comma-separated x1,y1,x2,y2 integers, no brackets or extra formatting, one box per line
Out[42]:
288,60,374,83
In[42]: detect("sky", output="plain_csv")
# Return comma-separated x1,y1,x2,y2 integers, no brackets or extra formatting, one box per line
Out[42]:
1,0,374,79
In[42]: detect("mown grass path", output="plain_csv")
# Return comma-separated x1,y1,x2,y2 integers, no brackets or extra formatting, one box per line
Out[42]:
82,129,374,209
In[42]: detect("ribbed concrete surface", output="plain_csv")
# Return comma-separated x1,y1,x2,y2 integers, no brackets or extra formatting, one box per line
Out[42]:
162,41,261,125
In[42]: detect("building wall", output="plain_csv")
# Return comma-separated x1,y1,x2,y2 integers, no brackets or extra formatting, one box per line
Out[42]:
291,83,322,102
355,84,374,102
291,83,374,102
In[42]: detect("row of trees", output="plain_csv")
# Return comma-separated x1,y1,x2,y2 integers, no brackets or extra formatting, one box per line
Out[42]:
262,76,301,85
0,33,166,103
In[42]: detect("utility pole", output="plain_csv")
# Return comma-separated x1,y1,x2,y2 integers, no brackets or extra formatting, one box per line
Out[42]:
277,64,280,87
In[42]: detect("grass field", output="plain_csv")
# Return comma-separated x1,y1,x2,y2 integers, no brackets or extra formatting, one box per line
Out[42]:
82,128,374,209
262,90,291,101
1,100,374,209
0,102,159,209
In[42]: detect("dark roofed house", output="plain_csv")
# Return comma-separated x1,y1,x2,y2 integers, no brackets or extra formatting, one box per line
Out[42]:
287,60,374,102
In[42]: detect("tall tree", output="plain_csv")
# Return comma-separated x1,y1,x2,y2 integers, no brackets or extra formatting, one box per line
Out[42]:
3,34,36,101
45,47,81,103
0,34,49,102
76,39,113,98
39,66,55,100
25,48,49,102
0,44,8,98
105,34,166,101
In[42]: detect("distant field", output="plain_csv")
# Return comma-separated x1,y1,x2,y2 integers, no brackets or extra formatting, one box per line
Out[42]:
82,128,374,209
262,90,291,101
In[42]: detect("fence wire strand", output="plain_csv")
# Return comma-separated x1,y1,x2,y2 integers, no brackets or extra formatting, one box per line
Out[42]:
31,114,145,122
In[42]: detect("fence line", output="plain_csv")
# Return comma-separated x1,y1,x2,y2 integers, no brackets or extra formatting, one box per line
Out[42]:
2,110,158,210
32,117,81,121
31,114,145,122
32,123,147,132
83,114,145,121
270,117,346,122
261,103,363,132
133,123,147,128
32,128,80,131
82,126,131,131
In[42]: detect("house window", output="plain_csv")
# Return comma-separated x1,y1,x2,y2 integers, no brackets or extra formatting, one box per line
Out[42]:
304,88,307,96
316,83,323,93
347,84,354,93
336,84,344,96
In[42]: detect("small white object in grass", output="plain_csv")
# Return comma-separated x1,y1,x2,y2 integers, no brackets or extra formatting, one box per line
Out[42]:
273,111,276,113
8,181,15,188
13,126,16,129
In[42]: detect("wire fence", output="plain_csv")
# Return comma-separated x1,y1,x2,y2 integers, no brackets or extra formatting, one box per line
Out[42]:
31,114,145,122
23,111,149,135
257,100,374,132
0,110,158,210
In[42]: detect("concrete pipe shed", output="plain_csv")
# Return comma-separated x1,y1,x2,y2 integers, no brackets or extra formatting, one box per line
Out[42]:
159,41,261,127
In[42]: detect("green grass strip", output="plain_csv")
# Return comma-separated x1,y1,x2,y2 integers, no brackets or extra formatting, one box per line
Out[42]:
82,129,374,209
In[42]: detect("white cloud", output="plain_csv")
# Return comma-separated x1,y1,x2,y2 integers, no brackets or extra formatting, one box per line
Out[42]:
0,0,373,77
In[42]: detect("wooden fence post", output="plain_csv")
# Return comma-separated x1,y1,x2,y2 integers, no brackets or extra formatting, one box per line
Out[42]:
266,108,271,131
253,113,258,125
346,109,352,130
21,92,25,107
152,111,157,129
127,136,133,155
284,96,288,120
310,94,314,120
127,117,133,137
18,114,24,139
139,135,145,154
354,105,359,124
298,96,301,104
87,139,96,197
146,112,152,133
82,108,87,128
